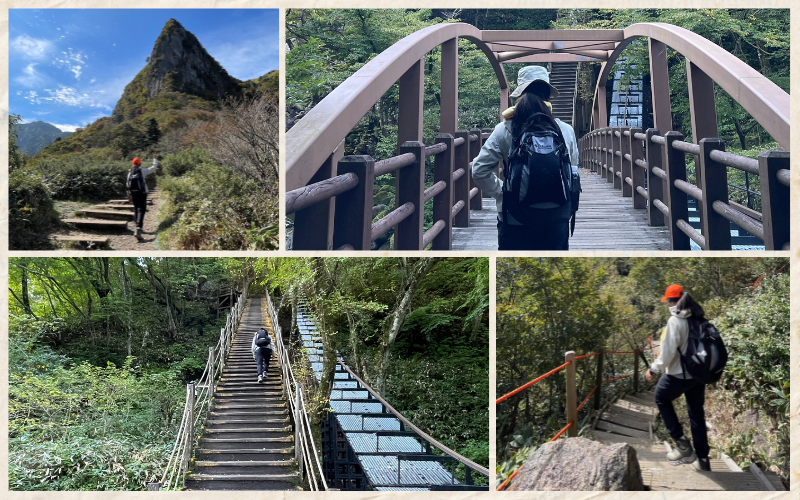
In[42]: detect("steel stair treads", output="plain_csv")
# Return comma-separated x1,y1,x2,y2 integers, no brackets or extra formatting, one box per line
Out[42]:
186,297,297,491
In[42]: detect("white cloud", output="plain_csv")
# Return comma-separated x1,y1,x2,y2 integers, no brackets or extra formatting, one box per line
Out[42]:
50,123,80,132
15,64,47,87
23,85,112,111
11,34,52,60
89,78,96,84
53,49,87,80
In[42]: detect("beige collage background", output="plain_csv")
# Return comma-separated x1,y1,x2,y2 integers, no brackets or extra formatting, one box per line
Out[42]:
0,0,797,498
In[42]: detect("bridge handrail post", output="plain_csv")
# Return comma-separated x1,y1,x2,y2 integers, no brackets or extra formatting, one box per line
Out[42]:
182,382,195,487
469,127,483,210
208,347,215,394
433,133,455,250
758,151,791,250
332,155,375,250
620,126,632,196
453,130,471,228
612,127,622,190
593,351,604,411
699,138,732,250
645,129,665,226
664,131,691,250
293,143,344,250
605,129,614,183
396,142,426,250
629,127,646,209
565,351,578,437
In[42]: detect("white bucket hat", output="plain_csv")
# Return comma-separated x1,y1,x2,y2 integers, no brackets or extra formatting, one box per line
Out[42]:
510,65,560,99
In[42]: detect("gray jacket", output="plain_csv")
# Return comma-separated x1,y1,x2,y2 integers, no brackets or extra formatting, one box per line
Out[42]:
251,330,273,359
471,117,579,222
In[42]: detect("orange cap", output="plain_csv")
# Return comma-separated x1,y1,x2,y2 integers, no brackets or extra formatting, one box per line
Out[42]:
661,284,683,302
132,157,142,166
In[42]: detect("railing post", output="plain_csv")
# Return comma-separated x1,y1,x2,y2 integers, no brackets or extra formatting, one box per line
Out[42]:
758,151,790,250
398,59,424,148
645,129,665,226
147,482,162,491
629,128,646,208
699,138,732,250
333,155,375,250
593,352,604,411
219,328,226,372
440,38,458,135
648,39,673,133
664,131,691,250
633,351,639,393
396,141,425,250
612,127,622,190
687,61,718,227
620,127,632,197
605,130,613,183
208,347,215,394
469,128,483,210
453,130,471,228
183,383,195,478
295,383,304,481
433,133,454,250
565,351,577,437
293,140,344,250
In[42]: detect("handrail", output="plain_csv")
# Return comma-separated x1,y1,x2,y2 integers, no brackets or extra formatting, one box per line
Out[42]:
265,292,327,490
579,126,789,250
155,282,249,491
337,359,490,478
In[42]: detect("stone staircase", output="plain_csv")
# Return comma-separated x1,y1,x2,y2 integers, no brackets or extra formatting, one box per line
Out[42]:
549,62,579,126
184,297,299,490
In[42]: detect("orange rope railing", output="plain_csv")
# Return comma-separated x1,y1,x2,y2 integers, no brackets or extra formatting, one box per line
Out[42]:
577,385,598,411
575,352,603,360
602,373,633,384
496,421,574,491
496,361,571,404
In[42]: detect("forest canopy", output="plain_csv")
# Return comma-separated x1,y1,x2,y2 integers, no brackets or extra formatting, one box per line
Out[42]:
496,257,789,486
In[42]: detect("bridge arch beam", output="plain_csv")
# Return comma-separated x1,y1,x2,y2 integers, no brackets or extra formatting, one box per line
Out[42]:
591,23,789,148
286,23,508,191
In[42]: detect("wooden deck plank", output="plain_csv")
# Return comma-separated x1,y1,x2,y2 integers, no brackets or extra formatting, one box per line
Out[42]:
450,169,672,250
595,419,650,439
601,413,650,432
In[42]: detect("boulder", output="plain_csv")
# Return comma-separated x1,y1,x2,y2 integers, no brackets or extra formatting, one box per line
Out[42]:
508,437,644,491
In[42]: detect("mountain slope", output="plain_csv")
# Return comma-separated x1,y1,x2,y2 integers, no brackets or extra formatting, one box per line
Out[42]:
18,121,72,156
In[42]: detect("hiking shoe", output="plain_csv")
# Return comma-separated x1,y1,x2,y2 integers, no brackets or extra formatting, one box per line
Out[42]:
134,228,143,240
667,436,696,464
257,375,263,383
691,457,711,472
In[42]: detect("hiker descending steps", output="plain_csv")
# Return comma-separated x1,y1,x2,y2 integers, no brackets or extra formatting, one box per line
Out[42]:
185,297,298,491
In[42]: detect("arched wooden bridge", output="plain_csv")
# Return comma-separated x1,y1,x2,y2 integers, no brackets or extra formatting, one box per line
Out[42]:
286,23,789,251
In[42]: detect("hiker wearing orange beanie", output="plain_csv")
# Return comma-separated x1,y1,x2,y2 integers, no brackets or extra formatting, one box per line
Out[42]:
645,284,711,472
126,153,159,240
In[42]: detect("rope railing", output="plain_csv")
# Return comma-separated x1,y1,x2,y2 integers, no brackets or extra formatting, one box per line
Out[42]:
496,348,649,491
152,282,249,491
265,292,327,491
287,129,488,251
579,126,789,250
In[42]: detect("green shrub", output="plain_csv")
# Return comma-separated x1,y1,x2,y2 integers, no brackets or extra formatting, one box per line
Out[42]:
161,148,212,177
9,169,60,249
30,157,131,200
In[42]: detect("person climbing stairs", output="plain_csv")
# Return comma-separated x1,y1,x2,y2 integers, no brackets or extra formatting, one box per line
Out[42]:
184,297,299,490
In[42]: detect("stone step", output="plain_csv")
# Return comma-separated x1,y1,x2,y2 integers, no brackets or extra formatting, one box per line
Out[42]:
74,209,135,220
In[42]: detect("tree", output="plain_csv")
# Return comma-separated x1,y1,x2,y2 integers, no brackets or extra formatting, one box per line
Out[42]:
9,114,26,171
145,117,161,146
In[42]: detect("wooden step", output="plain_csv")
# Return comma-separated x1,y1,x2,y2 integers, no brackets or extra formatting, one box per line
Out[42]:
74,209,134,220
62,218,129,229
51,235,110,247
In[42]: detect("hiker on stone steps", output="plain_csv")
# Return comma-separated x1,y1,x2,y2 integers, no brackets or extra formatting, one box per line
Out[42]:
645,284,711,472
126,153,159,240
251,328,273,383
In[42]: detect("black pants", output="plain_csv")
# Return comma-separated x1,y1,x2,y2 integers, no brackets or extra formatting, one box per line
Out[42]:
255,347,271,376
498,219,569,250
131,192,147,230
653,374,709,459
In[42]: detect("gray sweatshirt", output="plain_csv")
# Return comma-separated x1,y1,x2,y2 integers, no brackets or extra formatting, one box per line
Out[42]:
251,330,273,359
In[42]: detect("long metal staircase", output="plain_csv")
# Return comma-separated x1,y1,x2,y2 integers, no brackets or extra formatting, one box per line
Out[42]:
549,62,579,126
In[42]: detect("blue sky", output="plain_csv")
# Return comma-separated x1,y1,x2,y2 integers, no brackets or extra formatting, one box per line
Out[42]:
10,9,279,131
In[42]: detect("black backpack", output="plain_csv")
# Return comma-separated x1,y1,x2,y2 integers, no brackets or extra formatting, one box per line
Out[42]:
503,114,572,226
255,329,272,348
127,169,145,194
678,318,728,384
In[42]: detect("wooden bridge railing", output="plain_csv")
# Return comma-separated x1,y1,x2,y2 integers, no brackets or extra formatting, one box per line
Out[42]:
151,281,249,491
579,127,790,250
287,130,494,250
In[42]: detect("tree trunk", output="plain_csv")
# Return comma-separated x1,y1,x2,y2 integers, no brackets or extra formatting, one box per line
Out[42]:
375,257,439,395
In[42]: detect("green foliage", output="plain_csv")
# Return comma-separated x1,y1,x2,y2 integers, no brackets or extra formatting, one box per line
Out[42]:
145,117,162,146
29,156,131,200
161,147,211,177
158,163,279,249
9,169,60,249
9,113,28,171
